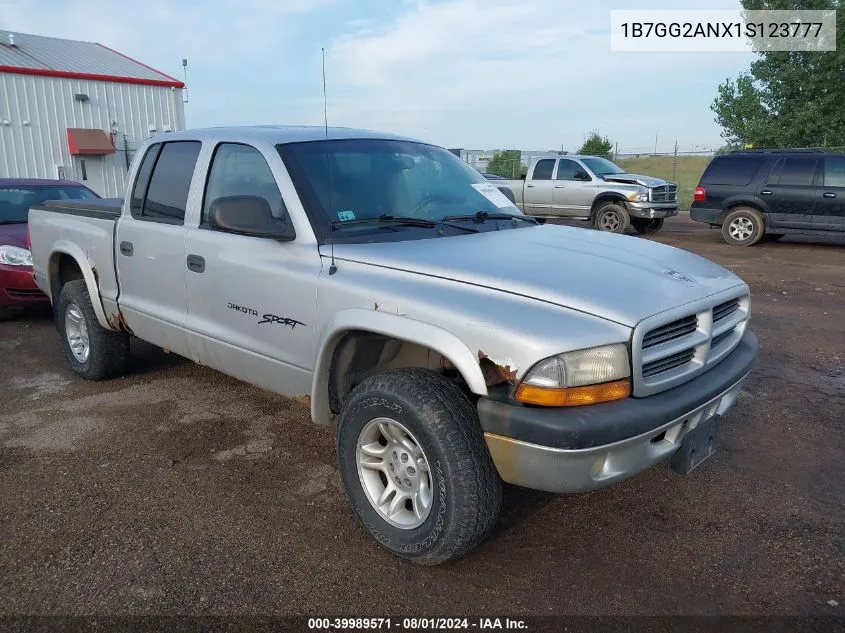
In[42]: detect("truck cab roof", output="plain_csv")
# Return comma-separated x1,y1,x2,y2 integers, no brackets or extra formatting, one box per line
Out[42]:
151,126,422,145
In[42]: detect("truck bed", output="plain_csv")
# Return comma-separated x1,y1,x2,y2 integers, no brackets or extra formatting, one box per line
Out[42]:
28,200,122,313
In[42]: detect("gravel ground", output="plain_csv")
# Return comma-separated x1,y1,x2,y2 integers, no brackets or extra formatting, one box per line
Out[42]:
0,217,842,617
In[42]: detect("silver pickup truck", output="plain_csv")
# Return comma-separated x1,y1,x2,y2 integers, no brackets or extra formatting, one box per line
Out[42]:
28,126,757,565
495,155,679,234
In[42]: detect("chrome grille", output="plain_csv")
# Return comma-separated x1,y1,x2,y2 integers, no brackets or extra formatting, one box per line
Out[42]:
642,315,697,349
643,347,695,378
713,298,739,323
650,184,678,203
633,290,750,397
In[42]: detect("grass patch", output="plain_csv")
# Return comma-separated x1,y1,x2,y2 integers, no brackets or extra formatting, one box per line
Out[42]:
618,155,712,211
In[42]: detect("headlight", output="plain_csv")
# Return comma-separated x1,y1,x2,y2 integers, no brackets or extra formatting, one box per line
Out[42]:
0,245,32,266
627,191,649,202
515,344,631,407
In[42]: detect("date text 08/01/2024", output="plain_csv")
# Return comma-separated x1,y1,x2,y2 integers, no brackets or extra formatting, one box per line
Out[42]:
307,617,528,630
620,21,824,39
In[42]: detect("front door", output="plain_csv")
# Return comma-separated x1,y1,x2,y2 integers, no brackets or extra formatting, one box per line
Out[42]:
115,141,201,358
813,155,845,231
74,156,106,196
183,142,319,397
522,158,556,215
761,156,818,229
552,158,594,217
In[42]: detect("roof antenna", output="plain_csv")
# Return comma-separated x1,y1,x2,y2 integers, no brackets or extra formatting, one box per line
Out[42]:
322,46,337,275
321,47,329,138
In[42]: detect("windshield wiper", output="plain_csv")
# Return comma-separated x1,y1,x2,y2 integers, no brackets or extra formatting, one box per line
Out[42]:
441,211,538,225
329,214,478,233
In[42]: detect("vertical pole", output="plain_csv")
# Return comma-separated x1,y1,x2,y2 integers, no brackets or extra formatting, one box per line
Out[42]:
123,133,130,171
322,48,328,137
673,140,678,182
615,142,619,160
654,131,659,155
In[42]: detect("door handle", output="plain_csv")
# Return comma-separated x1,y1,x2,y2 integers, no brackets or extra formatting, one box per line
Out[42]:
526,184,536,188
760,190,772,196
119,241,133,256
186,254,205,273
823,192,837,198
554,185,565,189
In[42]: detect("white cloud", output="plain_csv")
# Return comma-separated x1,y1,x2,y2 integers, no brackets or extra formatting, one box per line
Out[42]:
326,0,751,151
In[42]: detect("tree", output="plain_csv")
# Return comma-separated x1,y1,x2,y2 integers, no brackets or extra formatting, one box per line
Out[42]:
577,131,614,158
712,0,845,147
486,150,523,178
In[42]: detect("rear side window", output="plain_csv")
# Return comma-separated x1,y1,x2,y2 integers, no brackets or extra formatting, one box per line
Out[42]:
823,155,845,187
532,159,555,180
768,157,818,186
130,144,161,218
555,159,579,181
140,141,202,224
700,156,764,186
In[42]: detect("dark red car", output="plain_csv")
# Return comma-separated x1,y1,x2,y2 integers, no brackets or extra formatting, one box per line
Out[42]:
0,179,99,319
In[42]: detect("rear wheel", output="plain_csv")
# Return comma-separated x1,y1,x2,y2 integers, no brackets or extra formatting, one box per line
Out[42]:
631,218,665,234
722,207,765,246
56,280,129,380
593,202,630,233
337,368,502,565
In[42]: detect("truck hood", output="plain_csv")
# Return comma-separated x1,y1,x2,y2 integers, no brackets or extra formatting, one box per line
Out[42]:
327,225,745,328
603,173,669,187
0,222,28,248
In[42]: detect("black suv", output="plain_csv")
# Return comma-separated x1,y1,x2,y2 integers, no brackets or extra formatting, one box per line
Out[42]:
690,150,845,246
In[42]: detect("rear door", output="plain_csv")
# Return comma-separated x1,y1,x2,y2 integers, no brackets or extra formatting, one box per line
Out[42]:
115,141,201,357
552,158,594,217
522,159,555,215
813,155,845,231
761,156,819,229
182,141,319,397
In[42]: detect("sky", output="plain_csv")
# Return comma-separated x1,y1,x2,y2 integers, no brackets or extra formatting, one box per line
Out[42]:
1,0,754,153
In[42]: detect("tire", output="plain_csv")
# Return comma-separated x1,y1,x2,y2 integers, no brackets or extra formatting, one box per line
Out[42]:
631,218,664,234
721,207,765,246
336,368,502,565
0,307,15,322
56,280,129,380
593,202,630,233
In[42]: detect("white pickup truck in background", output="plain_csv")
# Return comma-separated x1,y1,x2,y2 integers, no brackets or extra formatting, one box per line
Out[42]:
495,155,679,234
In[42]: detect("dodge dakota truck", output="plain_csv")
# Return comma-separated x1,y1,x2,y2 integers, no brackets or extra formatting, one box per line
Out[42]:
29,127,757,565
495,155,679,234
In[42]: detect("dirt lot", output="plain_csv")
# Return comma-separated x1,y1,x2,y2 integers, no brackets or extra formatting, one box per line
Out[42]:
1,217,842,618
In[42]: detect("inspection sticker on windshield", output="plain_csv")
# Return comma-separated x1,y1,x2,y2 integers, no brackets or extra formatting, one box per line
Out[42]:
472,183,513,208
336,210,356,221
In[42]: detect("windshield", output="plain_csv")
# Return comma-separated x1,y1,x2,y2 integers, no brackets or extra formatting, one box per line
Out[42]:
0,185,98,224
278,139,524,241
581,157,626,176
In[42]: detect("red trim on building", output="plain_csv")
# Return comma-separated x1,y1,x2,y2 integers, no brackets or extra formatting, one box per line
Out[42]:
0,64,185,88
67,128,115,155
95,43,184,84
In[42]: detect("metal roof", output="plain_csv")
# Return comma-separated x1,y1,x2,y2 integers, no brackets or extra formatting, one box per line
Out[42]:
155,126,423,145
0,29,183,87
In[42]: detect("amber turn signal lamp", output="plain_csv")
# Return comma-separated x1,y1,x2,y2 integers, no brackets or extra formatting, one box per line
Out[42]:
515,379,631,407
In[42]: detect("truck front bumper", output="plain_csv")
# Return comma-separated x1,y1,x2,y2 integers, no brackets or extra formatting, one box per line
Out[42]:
478,331,758,493
627,201,679,219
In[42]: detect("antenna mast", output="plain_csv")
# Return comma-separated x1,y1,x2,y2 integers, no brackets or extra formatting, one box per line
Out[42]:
322,48,328,137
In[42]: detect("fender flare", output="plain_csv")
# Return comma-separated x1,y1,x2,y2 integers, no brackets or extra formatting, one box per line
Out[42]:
48,241,114,330
310,308,488,425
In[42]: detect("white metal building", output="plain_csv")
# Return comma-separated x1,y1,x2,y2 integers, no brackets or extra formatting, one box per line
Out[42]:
0,29,185,196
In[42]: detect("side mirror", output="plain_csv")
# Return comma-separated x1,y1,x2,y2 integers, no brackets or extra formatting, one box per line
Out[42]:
574,170,591,181
520,174,526,180
209,196,295,241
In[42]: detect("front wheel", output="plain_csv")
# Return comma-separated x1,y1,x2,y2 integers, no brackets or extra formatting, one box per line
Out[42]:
337,368,502,565
56,280,129,380
631,218,664,234
593,203,630,233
